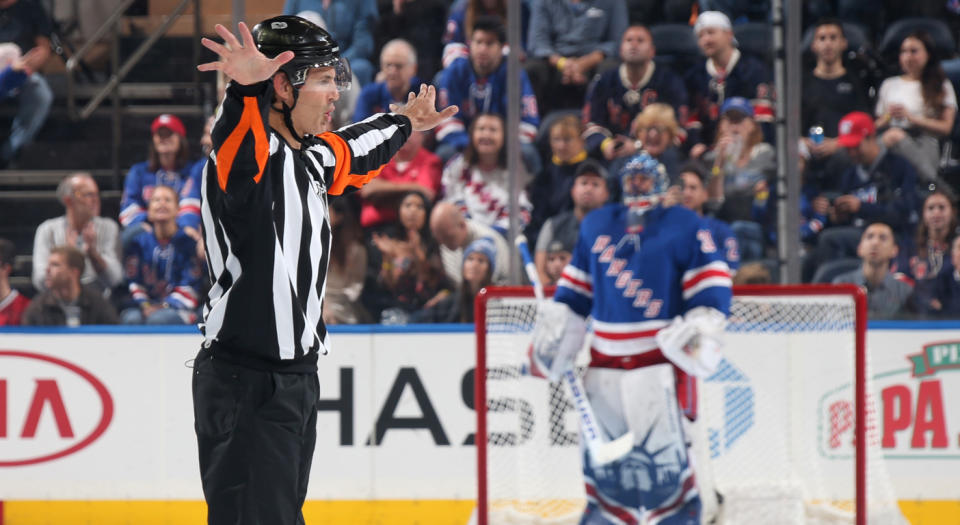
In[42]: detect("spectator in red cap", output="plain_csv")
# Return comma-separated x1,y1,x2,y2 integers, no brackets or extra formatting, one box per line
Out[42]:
803,111,920,280
119,113,204,246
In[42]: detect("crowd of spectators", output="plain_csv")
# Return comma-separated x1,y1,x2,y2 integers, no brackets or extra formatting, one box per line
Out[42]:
5,0,960,326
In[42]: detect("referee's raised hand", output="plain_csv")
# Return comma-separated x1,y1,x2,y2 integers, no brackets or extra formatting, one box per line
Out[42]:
197,22,294,86
390,84,459,132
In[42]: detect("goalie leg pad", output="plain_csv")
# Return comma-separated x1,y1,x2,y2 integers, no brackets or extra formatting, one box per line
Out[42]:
580,366,699,521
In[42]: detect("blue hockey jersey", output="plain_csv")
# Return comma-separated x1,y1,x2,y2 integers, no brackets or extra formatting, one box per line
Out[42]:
436,57,540,150
123,228,203,311
583,63,689,153
119,159,204,229
555,204,732,369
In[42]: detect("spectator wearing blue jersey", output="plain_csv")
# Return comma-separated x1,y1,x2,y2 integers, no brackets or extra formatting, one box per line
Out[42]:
678,162,740,272
119,114,203,245
353,39,420,122
440,0,530,68
436,16,542,174
525,0,627,115
283,0,378,85
906,189,958,314
121,185,203,325
584,25,688,162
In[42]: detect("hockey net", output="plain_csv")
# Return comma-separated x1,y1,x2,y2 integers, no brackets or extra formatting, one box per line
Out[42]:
474,285,905,525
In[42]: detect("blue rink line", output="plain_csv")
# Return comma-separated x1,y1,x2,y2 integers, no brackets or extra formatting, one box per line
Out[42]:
0,321,958,335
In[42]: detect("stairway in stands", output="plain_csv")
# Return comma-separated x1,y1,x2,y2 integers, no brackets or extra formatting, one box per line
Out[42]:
0,32,215,293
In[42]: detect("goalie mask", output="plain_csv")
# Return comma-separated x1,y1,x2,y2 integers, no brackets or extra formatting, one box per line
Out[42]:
619,152,668,216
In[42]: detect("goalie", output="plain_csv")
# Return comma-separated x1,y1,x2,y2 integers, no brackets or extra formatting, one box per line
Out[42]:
530,153,732,525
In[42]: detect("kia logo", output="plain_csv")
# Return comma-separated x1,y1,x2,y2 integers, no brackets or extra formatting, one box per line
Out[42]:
0,350,114,467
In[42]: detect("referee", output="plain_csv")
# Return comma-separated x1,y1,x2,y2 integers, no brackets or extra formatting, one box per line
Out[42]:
193,16,457,524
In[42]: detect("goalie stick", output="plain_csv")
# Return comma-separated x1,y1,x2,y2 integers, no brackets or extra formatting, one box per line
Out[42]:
515,234,635,466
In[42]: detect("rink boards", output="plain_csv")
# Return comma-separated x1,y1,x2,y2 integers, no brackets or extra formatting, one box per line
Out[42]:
0,323,958,524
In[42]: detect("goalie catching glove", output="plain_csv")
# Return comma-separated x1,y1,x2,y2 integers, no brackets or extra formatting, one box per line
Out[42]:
528,301,587,381
655,306,727,377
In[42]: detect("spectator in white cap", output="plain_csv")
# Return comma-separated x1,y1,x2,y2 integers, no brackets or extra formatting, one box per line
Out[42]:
685,10,773,158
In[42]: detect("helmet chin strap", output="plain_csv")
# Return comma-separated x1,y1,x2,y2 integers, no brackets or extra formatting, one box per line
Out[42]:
271,83,313,150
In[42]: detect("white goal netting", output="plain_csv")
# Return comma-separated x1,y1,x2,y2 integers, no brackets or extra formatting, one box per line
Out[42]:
475,286,906,525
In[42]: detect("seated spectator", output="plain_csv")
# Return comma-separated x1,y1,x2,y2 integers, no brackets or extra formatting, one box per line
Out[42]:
441,113,533,235
375,0,447,81
353,39,421,122
430,201,511,285
363,191,450,323
906,189,958,313
410,236,496,323
535,159,610,284
121,185,202,325
22,246,119,326
927,235,960,317
801,18,871,194
625,103,686,181
436,16,541,173
834,111,919,238
440,0,530,68
527,114,589,241
359,129,441,231
686,11,773,154
833,222,913,319
584,25,688,162
678,162,741,272
283,0,378,85
875,31,957,186
120,114,203,242
703,97,775,261
33,173,122,292
0,238,29,325
525,0,627,115
0,0,53,168
324,198,370,325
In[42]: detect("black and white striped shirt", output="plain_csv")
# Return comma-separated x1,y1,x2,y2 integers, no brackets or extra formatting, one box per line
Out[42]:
200,81,411,372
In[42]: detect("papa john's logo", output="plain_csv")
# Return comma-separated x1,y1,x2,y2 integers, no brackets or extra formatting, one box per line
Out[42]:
0,350,114,467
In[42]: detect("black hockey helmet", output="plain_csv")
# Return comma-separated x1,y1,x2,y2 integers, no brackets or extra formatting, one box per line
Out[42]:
252,15,351,91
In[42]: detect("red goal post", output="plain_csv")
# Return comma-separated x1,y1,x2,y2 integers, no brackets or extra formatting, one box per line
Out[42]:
474,284,904,525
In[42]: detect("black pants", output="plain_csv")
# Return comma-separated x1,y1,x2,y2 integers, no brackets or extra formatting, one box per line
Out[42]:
192,348,320,525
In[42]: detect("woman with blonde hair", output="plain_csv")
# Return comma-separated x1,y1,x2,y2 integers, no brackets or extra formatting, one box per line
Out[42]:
629,102,684,179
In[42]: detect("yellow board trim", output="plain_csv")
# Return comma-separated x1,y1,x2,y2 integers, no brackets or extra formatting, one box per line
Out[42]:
3,500,475,525
4,499,960,524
